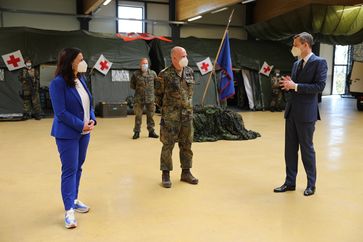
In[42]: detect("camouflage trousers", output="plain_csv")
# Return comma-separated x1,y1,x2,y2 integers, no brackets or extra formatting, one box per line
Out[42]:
160,119,193,171
133,102,155,133
270,91,284,111
23,93,41,116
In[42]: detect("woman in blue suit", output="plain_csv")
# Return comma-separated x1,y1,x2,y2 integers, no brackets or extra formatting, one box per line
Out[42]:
50,48,96,229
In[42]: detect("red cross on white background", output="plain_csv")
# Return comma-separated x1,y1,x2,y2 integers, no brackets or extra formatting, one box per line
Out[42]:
263,66,271,73
7,55,21,67
100,60,109,70
201,62,209,72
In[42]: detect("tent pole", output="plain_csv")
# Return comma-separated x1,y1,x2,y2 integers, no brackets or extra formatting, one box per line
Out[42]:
213,71,221,106
201,9,234,106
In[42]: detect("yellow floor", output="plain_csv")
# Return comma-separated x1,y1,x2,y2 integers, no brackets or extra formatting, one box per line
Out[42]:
0,96,362,242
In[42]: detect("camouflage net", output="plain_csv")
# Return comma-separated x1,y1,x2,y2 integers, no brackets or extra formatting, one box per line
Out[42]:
193,105,261,142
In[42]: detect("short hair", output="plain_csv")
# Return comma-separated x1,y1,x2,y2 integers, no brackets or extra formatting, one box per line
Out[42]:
294,32,314,48
140,57,148,63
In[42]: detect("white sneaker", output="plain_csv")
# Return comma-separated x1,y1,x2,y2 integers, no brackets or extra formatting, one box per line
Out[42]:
65,209,77,229
74,200,90,213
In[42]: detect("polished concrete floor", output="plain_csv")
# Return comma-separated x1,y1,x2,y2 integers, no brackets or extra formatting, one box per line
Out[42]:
0,96,362,242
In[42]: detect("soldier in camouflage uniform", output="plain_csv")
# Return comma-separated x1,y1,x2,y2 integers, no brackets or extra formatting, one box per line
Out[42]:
270,69,284,112
130,58,159,139
155,46,198,188
19,58,42,120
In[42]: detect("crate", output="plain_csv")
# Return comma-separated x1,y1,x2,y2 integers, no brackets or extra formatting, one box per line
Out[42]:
98,102,127,117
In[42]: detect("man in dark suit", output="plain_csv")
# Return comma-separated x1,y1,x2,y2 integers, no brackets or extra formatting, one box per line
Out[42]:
274,32,327,196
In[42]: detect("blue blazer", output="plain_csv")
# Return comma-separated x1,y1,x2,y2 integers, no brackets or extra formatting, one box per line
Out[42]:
285,54,327,122
50,75,96,139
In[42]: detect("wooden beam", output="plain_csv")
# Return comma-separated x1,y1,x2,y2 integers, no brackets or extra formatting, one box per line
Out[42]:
254,0,363,23
83,0,104,15
176,0,241,21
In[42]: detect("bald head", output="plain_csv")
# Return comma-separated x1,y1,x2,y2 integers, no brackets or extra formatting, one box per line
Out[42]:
171,46,188,71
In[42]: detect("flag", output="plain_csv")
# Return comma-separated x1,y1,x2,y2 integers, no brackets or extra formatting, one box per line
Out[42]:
1,50,25,71
115,32,172,42
94,54,112,75
196,57,213,75
216,33,235,100
259,61,274,77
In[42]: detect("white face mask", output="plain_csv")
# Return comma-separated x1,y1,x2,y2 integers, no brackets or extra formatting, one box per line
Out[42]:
291,46,302,57
141,64,148,72
179,57,188,68
77,60,88,73
26,63,32,69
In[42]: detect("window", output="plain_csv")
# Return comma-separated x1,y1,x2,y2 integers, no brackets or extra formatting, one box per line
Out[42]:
332,45,352,95
117,1,145,33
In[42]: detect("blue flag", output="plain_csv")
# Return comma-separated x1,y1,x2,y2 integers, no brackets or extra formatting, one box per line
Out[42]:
217,33,235,100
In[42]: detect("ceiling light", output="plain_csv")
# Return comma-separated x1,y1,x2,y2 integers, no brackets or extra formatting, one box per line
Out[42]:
211,7,228,14
188,15,202,22
103,0,112,6
241,0,256,4
336,5,362,12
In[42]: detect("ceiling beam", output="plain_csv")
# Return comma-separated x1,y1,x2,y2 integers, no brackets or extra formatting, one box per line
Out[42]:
83,0,105,14
176,0,241,21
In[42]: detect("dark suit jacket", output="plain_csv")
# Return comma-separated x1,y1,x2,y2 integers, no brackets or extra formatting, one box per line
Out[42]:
285,54,328,122
50,75,96,139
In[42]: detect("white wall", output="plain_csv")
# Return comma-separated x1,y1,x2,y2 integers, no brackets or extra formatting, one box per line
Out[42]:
0,0,246,39
319,43,334,95
0,0,79,30
89,2,116,33
146,3,170,36
181,5,247,39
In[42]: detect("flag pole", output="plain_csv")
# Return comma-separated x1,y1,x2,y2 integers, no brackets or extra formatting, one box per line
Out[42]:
201,9,234,106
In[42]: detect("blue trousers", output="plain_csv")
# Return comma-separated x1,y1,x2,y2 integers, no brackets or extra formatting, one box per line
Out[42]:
56,134,90,211
284,116,316,188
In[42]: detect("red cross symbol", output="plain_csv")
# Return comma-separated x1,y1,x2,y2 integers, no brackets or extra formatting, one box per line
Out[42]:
7,55,21,67
263,66,271,73
201,62,209,72
100,60,109,71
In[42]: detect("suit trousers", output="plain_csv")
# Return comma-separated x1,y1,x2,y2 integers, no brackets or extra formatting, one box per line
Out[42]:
56,134,90,210
284,115,316,187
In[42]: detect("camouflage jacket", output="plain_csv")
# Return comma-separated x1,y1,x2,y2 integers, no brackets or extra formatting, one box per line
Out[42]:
19,68,39,95
155,65,194,122
130,69,157,104
271,75,283,94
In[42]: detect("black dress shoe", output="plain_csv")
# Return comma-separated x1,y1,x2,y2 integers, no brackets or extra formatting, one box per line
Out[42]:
304,187,316,196
273,184,296,193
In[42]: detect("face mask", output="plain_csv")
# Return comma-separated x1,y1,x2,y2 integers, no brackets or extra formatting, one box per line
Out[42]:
179,57,188,68
291,46,302,57
26,63,32,69
141,64,148,72
77,60,88,73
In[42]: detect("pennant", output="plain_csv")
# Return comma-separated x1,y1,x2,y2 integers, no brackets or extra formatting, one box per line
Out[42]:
1,50,26,71
259,61,274,77
94,54,112,75
116,32,172,42
196,57,213,75
216,33,235,100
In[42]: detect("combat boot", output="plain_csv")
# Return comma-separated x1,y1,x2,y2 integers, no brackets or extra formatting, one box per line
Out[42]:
162,170,172,188
180,169,199,185
132,132,140,139
34,114,42,120
22,113,30,120
148,130,159,138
